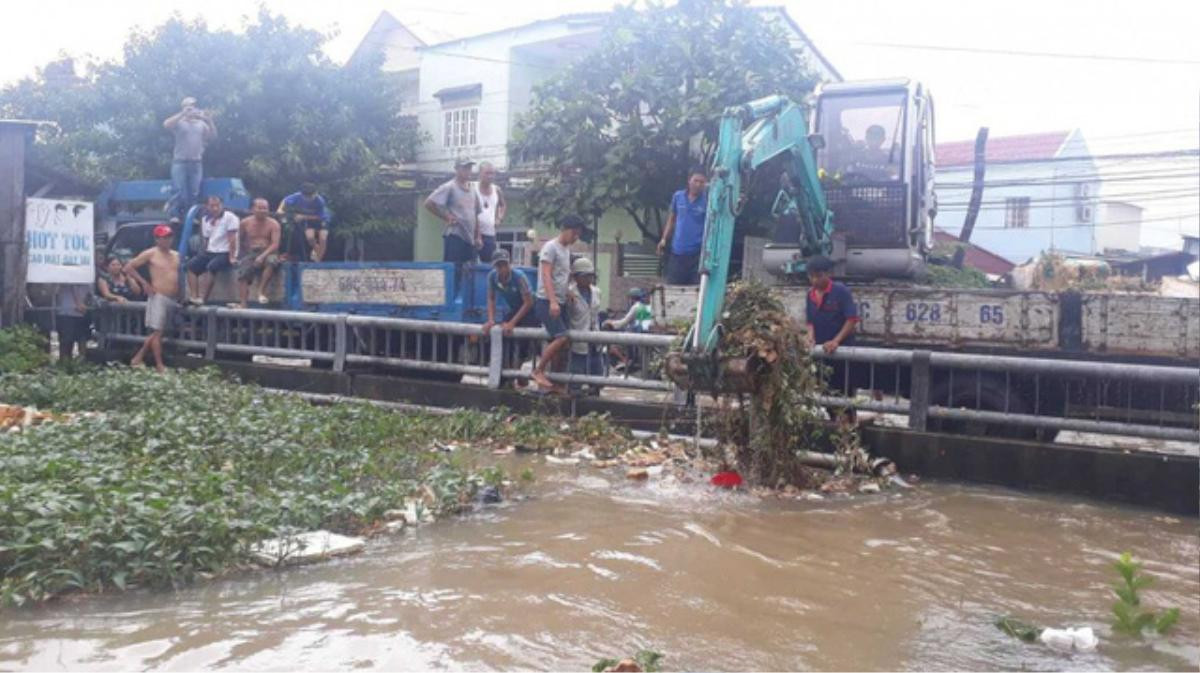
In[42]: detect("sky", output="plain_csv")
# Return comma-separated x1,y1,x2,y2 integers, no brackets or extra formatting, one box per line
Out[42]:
2,0,1197,247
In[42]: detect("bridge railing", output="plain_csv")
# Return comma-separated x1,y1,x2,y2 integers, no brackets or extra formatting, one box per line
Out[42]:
93,303,1198,443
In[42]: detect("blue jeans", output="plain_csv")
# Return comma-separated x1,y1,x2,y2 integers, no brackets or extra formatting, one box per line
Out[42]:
170,160,203,221
569,348,605,392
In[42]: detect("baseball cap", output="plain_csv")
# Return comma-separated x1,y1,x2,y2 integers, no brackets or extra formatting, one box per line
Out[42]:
628,287,646,299
454,157,475,169
153,224,173,238
491,249,511,265
571,257,595,275
807,254,834,272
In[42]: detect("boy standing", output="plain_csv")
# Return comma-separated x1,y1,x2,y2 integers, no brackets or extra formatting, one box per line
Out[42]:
125,225,181,372
531,215,587,392
565,257,604,393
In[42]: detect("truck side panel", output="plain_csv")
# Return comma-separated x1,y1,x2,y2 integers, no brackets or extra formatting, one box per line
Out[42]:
1081,294,1200,359
655,285,1060,351
849,287,1058,350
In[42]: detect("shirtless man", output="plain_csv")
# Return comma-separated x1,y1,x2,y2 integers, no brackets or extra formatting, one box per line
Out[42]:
235,197,281,307
124,224,181,372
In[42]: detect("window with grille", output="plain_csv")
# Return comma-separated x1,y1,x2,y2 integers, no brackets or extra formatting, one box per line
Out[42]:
1004,197,1030,229
442,107,478,149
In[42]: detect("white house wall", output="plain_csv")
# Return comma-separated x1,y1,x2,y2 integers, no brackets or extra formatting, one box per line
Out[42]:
935,133,1100,264
412,22,600,171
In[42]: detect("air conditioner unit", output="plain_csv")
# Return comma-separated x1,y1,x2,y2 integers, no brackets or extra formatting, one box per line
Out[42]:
1077,205,1093,223
1074,182,1092,199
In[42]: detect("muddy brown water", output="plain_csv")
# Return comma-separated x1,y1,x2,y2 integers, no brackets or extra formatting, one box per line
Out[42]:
1,460,1197,672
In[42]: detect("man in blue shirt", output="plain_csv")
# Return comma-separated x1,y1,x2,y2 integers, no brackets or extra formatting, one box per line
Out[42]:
657,168,708,285
278,182,330,262
805,255,859,353
805,254,866,421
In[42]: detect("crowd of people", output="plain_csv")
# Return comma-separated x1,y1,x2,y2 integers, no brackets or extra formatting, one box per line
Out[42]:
44,97,862,393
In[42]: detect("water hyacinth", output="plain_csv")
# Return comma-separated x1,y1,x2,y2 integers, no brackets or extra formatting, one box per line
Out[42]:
0,366,632,608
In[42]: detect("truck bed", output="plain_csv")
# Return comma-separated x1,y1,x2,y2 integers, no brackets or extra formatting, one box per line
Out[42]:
653,284,1200,364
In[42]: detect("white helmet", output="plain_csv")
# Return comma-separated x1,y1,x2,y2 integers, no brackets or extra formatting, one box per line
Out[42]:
571,257,595,275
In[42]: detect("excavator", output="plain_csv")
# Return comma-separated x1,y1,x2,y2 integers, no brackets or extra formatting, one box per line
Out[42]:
666,78,936,391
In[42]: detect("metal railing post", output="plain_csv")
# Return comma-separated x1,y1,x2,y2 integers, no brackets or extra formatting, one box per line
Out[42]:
205,307,218,360
333,315,348,373
909,350,931,431
487,325,503,389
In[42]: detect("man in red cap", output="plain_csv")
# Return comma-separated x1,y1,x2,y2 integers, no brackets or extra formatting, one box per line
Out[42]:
124,225,181,372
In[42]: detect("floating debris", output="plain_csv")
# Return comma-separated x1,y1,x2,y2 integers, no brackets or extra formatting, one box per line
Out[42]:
250,530,366,567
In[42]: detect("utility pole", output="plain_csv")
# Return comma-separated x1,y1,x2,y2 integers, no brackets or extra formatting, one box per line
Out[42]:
0,121,35,328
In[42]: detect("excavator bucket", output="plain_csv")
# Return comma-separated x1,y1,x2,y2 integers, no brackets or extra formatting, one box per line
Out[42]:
665,350,764,395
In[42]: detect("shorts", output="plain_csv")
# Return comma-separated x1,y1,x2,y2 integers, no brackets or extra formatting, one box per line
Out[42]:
666,251,701,285
145,294,178,332
535,298,568,339
237,248,280,281
304,219,329,232
443,234,477,264
187,251,233,275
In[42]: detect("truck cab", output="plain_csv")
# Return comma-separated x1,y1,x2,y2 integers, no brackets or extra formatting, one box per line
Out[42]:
811,78,935,278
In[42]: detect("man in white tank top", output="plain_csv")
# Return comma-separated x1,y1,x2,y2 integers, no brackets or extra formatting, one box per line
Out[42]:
474,161,506,263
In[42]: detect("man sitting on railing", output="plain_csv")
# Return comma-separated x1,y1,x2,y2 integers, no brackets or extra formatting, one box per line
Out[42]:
603,287,654,373
234,198,281,308
185,195,239,305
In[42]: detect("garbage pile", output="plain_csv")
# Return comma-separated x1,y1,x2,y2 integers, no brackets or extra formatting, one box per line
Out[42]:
709,282,851,488
0,404,66,433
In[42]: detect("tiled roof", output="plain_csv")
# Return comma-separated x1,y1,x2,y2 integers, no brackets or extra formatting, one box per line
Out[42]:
936,131,1071,167
932,230,1016,276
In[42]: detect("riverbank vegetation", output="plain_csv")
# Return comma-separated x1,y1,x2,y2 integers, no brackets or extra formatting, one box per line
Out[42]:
0,366,633,607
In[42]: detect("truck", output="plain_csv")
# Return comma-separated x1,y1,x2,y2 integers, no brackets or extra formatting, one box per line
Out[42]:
660,79,1199,439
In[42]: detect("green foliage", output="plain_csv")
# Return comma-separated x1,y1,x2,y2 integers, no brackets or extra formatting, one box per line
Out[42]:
0,367,544,608
1110,551,1180,638
510,0,817,241
994,615,1042,643
0,10,423,228
0,326,49,373
592,650,663,672
712,282,835,486
923,263,991,289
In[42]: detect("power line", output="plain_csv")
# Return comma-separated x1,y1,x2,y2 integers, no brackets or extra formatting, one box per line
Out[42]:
962,212,1199,232
937,148,1200,168
935,170,1200,190
858,41,1200,65
936,190,1199,211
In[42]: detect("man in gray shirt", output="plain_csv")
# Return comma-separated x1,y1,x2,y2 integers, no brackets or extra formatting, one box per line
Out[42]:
531,215,588,392
423,158,481,263
163,96,217,223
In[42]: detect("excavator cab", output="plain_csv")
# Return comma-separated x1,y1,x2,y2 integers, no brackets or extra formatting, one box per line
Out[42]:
763,79,935,279
815,78,935,277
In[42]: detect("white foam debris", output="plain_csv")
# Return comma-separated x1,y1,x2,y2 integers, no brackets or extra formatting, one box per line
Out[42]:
250,530,366,567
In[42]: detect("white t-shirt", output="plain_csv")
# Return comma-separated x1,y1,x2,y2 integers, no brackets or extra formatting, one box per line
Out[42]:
474,183,502,237
535,238,572,304
202,211,241,254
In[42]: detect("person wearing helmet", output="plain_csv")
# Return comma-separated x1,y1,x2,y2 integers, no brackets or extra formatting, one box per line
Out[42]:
603,286,654,372
565,256,604,393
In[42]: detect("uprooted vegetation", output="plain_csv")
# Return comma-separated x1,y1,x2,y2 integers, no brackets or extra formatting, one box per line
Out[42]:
706,282,864,488
0,366,632,608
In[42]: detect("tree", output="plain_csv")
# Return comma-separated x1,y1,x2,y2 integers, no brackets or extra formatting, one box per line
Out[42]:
509,0,819,242
0,11,423,229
